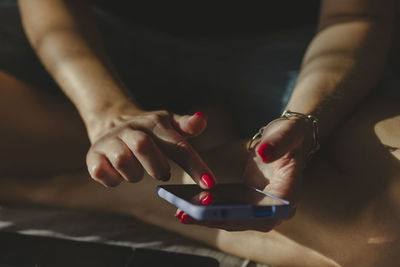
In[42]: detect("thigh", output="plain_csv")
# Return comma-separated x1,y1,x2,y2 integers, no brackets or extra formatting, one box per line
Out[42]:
3,97,400,267
0,71,89,175
278,98,400,266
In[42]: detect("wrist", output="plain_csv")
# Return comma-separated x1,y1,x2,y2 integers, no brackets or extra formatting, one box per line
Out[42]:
250,111,317,161
282,110,320,159
281,116,315,159
83,100,144,143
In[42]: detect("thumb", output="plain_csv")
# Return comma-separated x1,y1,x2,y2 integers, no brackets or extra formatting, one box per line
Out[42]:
255,120,304,163
173,111,208,137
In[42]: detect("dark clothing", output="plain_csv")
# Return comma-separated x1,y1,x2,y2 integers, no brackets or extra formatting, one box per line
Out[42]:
0,1,316,137
93,1,320,37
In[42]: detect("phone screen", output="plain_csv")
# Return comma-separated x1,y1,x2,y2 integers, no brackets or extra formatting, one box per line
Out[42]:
160,183,288,207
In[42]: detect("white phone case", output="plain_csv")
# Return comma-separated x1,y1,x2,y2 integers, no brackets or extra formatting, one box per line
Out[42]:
157,185,292,221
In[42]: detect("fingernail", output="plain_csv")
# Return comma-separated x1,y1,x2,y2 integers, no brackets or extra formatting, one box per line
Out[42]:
201,193,216,206
175,210,184,219
200,174,216,189
193,111,208,120
257,143,275,163
180,214,196,224
160,172,171,181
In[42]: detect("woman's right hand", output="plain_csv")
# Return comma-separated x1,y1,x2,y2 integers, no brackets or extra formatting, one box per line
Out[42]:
85,106,216,189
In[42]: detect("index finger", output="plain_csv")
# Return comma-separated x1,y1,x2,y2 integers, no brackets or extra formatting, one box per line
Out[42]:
156,132,217,189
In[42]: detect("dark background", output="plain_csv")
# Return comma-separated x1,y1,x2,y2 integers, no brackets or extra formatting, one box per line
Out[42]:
94,1,321,37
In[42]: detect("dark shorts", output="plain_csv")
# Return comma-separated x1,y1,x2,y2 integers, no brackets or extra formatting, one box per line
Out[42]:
0,2,317,137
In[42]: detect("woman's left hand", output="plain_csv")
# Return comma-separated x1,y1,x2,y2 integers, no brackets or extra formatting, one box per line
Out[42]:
176,117,314,232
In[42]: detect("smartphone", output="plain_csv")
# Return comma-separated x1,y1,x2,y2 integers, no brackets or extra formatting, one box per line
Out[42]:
157,183,292,221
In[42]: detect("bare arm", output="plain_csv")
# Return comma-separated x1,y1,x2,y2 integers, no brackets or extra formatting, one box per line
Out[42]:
286,0,396,141
18,0,216,189
18,0,138,141
218,0,398,232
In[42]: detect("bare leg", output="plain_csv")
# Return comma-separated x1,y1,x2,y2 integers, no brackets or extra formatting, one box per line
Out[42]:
285,99,400,267
0,72,337,266
1,72,400,266
0,71,89,175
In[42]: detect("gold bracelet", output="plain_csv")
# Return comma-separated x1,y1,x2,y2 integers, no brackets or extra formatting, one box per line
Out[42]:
248,110,320,160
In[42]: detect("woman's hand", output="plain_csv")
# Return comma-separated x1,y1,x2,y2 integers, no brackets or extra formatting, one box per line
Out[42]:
177,117,313,231
85,106,216,189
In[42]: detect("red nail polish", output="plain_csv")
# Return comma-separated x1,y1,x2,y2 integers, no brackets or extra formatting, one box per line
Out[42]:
175,210,184,219
193,111,208,120
257,143,275,163
200,174,216,189
201,193,215,206
180,214,196,224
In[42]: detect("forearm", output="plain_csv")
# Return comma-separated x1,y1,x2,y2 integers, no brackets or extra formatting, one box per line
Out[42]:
285,0,395,142
18,0,141,133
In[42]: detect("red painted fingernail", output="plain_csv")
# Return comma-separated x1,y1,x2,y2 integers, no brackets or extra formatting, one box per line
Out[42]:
200,174,216,189
257,143,275,163
201,193,216,206
175,210,184,219
180,214,196,224
193,111,208,120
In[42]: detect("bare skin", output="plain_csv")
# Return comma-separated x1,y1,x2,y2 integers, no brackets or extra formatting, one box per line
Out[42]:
0,71,399,266
1,0,399,266
14,0,396,231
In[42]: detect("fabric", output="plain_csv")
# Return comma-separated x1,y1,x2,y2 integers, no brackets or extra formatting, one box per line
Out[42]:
92,0,320,37
0,204,269,267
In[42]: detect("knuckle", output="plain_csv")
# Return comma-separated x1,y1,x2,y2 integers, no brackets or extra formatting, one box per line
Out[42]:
156,110,170,118
88,160,121,187
174,138,190,150
147,112,166,124
112,152,131,169
90,164,107,180
132,133,152,153
159,110,170,116
145,110,171,126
